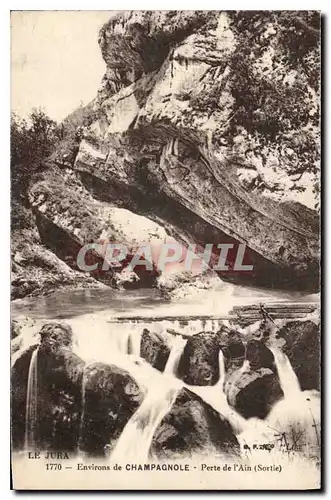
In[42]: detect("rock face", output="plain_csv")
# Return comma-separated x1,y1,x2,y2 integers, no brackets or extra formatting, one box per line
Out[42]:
27,171,162,292
277,320,320,391
150,387,240,458
13,11,319,299
140,328,171,372
79,362,144,457
70,11,318,291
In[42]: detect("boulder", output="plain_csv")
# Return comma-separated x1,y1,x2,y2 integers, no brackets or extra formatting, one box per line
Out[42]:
277,320,320,391
219,328,246,371
37,346,86,452
225,367,283,419
246,340,275,371
11,322,86,452
39,322,73,352
177,331,221,385
79,362,144,457
140,328,171,372
150,387,240,459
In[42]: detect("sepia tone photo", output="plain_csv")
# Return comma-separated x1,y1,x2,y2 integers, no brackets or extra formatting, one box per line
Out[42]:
11,10,320,490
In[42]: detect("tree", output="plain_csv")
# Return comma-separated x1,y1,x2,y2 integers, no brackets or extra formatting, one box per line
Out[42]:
11,108,59,203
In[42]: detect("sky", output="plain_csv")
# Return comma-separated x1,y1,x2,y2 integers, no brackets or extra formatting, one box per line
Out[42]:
11,11,114,122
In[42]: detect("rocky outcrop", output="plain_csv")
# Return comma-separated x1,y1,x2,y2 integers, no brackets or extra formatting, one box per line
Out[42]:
140,328,171,372
64,11,318,291
150,387,240,458
276,320,320,391
220,329,246,371
79,362,144,457
32,324,86,452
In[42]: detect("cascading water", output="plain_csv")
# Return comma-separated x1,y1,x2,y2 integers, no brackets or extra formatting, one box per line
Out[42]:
164,336,187,375
188,350,246,435
111,382,180,462
69,312,320,463
269,347,301,397
266,347,320,456
111,334,188,461
24,347,39,450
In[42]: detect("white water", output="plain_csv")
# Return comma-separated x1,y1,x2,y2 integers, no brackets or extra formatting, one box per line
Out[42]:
164,336,187,375
128,327,142,357
67,314,321,462
237,346,320,458
270,347,301,397
111,382,180,462
24,347,39,450
266,347,320,455
188,350,246,435
110,334,187,461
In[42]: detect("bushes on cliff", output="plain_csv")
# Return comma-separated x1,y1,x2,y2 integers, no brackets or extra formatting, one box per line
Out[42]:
11,108,61,228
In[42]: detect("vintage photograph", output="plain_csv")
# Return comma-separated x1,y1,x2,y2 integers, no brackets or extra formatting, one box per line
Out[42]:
11,10,320,490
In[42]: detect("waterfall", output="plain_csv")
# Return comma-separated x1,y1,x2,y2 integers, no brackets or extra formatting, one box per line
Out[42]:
270,347,301,397
128,329,142,357
217,349,225,389
111,384,179,462
267,347,320,455
164,336,187,375
188,349,246,434
24,347,39,450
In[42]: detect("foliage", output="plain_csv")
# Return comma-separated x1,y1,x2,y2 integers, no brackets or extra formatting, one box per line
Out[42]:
224,11,320,186
11,108,60,203
189,12,320,198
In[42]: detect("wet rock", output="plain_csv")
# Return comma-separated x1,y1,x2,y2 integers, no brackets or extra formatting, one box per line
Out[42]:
39,322,73,352
150,387,240,459
225,367,283,419
219,328,246,370
79,362,144,457
246,340,275,371
11,322,86,452
140,328,171,372
36,345,86,452
178,331,221,385
277,320,320,391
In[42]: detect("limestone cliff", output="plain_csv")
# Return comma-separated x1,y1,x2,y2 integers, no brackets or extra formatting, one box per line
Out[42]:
14,11,320,297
